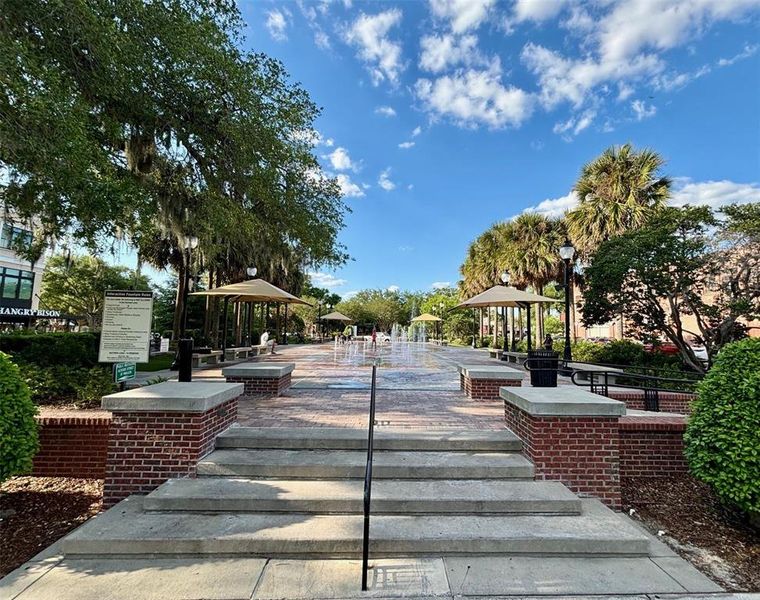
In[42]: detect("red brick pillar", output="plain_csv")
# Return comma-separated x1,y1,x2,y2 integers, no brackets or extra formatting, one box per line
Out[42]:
502,387,625,509
222,362,294,397
459,365,523,400
101,381,242,508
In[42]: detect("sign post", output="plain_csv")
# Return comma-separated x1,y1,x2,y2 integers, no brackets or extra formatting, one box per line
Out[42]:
98,290,154,366
113,362,137,391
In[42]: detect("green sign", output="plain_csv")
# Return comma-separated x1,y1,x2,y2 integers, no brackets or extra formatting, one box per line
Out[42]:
113,362,136,383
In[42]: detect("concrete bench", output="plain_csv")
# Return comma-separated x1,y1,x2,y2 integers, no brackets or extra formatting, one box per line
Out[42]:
224,346,252,361
250,341,275,357
501,351,528,364
191,350,223,368
222,362,295,397
457,364,523,400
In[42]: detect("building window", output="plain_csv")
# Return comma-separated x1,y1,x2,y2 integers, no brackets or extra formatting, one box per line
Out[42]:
0,223,33,250
0,268,35,302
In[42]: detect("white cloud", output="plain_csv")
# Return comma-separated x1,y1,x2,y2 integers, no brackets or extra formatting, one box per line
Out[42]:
308,271,347,289
670,180,760,210
386,285,400,293
513,0,568,23
520,0,760,119
631,99,657,121
431,281,451,289
718,43,759,67
429,0,496,33
345,9,405,86
378,168,396,191
336,174,365,198
375,105,397,117
415,62,534,129
407,184,414,190
324,138,335,147
398,245,414,252
265,8,291,42
398,141,415,149
553,109,596,138
342,290,359,300
411,126,422,137
325,147,357,171
522,191,579,219
419,33,486,73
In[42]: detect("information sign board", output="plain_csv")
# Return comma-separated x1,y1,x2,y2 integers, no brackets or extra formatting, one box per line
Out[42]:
98,290,153,363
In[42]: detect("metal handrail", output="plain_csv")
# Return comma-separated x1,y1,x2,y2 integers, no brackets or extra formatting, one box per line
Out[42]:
361,364,378,591
570,367,700,411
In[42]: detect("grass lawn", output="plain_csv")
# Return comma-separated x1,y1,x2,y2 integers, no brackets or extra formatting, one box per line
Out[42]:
138,353,175,372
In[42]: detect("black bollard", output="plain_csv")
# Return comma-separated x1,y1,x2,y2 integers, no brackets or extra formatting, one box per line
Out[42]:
178,338,194,382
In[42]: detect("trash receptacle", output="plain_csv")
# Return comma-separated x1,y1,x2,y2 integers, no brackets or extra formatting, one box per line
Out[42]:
527,349,559,387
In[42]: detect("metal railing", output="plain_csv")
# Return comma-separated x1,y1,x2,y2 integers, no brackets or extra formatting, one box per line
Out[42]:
361,364,378,591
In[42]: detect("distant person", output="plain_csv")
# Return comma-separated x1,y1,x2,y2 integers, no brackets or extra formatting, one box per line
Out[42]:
371,328,377,350
343,324,353,344
543,334,554,351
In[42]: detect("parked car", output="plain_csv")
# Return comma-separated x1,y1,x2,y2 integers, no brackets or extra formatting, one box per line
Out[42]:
643,342,680,355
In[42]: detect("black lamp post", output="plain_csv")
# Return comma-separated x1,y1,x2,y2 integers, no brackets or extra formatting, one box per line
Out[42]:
171,234,199,381
559,239,575,375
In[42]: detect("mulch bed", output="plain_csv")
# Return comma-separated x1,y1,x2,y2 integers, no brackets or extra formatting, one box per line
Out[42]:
0,477,102,578
622,475,760,591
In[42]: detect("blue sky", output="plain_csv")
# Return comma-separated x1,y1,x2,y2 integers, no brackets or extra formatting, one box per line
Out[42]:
126,1,760,296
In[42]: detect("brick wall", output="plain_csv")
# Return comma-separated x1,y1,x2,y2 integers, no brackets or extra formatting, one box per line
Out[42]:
32,413,111,479
608,391,694,415
225,373,291,397
619,415,688,478
464,376,521,401
103,397,237,508
504,403,621,508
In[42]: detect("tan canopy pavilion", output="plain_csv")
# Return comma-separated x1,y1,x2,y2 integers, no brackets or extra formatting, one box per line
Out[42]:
319,310,352,322
411,312,443,342
411,312,442,322
190,278,311,356
455,285,557,351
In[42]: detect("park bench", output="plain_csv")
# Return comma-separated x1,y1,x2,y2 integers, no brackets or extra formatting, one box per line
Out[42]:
457,363,523,400
501,350,528,364
222,362,295,397
191,350,223,368
251,340,275,356
224,346,252,361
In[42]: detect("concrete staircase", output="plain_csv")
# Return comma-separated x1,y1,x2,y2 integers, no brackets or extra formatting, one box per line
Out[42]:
63,426,653,558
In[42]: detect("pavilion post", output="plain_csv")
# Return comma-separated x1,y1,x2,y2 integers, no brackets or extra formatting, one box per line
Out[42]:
221,297,229,361
525,302,532,351
283,304,289,345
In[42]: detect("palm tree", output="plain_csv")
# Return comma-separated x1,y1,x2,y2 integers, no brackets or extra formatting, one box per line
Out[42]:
505,214,564,345
567,143,671,256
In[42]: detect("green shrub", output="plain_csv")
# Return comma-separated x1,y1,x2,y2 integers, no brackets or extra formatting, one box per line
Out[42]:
684,338,760,515
0,352,39,482
595,340,646,366
73,367,116,408
0,332,100,368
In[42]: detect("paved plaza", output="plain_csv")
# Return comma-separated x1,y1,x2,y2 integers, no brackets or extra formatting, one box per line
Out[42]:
196,341,521,429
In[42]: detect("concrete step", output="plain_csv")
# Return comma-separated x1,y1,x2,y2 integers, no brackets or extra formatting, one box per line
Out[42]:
197,449,535,480
215,427,523,452
143,478,580,515
63,497,650,558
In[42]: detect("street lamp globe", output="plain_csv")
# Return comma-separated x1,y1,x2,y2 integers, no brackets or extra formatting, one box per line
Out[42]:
246,267,258,277
559,240,575,261
500,270,510,285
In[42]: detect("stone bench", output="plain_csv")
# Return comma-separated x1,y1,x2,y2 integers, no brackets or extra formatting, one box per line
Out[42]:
250,341,275,357
191,350,223,368
101,381,242,507
222,362,295,397
457,364,523,400
224,346,252,361
501,386,626,508
502,351,528,364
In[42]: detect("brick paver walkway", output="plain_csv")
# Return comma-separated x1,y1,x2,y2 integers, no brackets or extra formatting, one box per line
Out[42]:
196,342,513,429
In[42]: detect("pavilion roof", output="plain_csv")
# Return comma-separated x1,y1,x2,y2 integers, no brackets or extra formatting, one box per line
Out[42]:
189,278,311,305
455,285,557,309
